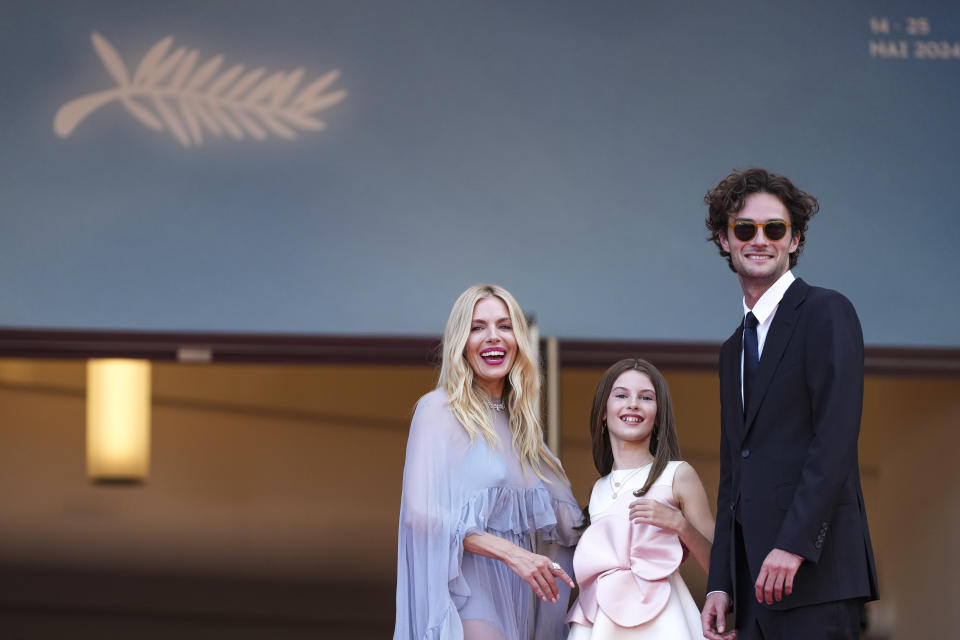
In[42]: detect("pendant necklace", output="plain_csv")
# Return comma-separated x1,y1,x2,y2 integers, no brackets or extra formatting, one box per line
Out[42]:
609,461,653,499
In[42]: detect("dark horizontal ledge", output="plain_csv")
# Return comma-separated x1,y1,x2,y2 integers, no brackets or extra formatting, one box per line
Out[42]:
558,340,960,377
0,328,957,377
0,328,442,366
557,340,720,369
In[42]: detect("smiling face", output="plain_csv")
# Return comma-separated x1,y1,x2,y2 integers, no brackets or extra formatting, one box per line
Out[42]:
465,296,517,398
719,192,800,304
604,369,657,453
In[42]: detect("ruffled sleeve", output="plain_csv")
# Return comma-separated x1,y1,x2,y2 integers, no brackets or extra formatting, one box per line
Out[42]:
448,483,579,610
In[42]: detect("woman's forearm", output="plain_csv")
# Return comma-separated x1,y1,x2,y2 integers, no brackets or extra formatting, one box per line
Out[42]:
463,532,521,563
463,532,574,601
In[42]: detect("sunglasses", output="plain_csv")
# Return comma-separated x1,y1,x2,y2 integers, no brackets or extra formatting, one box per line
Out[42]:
728,219,791,242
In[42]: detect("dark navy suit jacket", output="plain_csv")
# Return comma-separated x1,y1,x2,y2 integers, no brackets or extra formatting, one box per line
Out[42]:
706,278,879,614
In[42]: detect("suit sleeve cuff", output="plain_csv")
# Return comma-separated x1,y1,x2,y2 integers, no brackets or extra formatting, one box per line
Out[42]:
706,590,729,596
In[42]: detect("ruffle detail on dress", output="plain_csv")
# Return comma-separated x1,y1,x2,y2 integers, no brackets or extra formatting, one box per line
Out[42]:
459,484,583,546
448,485,582,606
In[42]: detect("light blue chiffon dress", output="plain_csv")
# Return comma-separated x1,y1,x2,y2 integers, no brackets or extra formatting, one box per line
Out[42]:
394,389,582,640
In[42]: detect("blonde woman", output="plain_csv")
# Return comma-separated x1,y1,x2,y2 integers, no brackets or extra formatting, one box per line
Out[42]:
394,284,582,640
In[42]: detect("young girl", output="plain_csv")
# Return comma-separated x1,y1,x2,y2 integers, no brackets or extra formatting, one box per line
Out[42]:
567,358,715,639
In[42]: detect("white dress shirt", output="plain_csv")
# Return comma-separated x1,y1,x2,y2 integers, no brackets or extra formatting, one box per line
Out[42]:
740,270,795,405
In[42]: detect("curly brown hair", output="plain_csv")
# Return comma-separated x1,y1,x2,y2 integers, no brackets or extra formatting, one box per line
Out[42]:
704,168,819,272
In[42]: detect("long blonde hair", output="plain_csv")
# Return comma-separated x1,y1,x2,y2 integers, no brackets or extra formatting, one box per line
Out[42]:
438,284,567,483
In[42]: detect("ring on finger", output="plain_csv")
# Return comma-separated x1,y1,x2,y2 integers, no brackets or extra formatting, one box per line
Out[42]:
550,562,562,572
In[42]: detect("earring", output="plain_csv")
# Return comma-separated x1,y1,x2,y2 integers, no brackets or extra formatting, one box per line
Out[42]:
601,419,607,433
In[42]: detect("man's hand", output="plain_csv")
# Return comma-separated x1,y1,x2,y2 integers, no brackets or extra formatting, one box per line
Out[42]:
701,591,737,640
755,548,803,604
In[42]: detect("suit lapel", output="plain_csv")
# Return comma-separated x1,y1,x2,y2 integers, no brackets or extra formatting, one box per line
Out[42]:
743,278,809,436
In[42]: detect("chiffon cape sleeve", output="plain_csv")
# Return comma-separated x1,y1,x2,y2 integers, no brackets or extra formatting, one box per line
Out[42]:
393,389,581,640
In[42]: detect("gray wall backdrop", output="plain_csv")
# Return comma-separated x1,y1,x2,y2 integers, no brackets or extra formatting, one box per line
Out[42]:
2,1,958,346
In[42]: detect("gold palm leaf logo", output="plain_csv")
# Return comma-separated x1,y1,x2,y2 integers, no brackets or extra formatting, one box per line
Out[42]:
54,33,347,146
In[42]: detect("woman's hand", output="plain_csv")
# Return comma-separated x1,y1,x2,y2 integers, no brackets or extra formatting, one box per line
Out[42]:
628,497,684,532
463,533,575,603
502,546,576,603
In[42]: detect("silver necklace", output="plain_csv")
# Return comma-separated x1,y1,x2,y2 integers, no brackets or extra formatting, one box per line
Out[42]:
487,398,505,412
609,461,653,499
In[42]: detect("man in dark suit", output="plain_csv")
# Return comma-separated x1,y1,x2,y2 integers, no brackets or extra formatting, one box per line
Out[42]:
700,168,879,640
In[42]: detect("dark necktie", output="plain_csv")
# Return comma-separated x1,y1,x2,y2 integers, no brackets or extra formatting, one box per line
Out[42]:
743,312,759,415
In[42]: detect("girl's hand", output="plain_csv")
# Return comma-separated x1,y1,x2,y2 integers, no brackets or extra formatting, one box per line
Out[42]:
628,497,684,532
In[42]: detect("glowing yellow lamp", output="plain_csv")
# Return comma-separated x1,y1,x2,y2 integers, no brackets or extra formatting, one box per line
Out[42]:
86,359,151,483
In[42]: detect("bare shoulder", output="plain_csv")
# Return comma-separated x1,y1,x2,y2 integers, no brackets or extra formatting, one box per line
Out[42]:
672,461,707,503
673,460,702,482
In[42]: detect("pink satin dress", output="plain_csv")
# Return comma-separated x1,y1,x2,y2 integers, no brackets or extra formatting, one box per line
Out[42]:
567,461,702,639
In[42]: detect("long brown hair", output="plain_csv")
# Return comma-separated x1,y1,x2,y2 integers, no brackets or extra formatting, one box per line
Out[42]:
589,358,681,497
